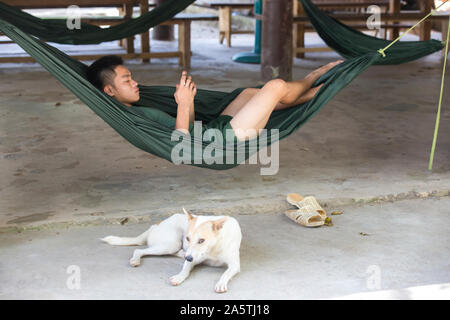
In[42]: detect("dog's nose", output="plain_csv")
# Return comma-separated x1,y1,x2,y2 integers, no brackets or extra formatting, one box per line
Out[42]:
185,255,193,262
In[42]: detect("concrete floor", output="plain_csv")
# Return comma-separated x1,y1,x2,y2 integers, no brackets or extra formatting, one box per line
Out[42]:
0,25,449,299
0,198,449,299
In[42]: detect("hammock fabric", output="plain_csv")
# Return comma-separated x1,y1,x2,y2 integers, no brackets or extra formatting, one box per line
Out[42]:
298,0,444,64
0,0,194,44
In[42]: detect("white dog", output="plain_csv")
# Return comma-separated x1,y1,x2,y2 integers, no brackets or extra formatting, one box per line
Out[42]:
101,208,242,293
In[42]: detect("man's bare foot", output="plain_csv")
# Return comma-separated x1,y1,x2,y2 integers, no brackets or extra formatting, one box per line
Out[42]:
305,60,344,83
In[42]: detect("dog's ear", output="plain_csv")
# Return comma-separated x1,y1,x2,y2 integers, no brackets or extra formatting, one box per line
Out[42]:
183,207,194,221
212,217,228,233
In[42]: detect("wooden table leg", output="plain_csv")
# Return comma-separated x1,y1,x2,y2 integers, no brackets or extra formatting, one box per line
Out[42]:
419,0,432,41
389,0,400,40
293,0,305,59
140,0,150,63
219,6,232,47
178,21,191,69
124,3,135,54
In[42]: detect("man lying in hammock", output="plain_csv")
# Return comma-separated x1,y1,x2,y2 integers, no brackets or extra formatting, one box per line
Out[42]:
86,55,343,141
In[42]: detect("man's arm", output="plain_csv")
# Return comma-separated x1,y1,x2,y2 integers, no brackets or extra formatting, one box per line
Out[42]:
175,102,192,134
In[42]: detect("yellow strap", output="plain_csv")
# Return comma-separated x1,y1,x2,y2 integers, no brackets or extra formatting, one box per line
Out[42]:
429,14,450,171
378,0,449,57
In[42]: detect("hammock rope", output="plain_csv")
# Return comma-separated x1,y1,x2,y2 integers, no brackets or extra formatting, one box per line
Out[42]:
355,0,449,170
429,14,450,170
373,0,450,170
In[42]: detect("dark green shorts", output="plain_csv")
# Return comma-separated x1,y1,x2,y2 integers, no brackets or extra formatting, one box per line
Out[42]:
187,114,237,145
205,114,234,132
201,114,238,145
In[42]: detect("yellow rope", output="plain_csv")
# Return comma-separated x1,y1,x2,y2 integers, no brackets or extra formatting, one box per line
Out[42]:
429,14,450,171
378,0,449,57
371,1,449,170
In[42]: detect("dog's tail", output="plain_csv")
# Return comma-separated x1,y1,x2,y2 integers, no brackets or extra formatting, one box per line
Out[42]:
100,229,150,246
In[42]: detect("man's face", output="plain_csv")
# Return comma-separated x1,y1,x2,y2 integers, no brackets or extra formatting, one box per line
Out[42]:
104,65,140,106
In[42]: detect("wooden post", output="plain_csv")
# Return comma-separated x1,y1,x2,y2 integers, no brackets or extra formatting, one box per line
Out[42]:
219,6,232,47
389,0,401,40
178,21,191,69
419,0,432,41
153,0,174,40
261,0,293,81
140,0,150,63
293,0,305,59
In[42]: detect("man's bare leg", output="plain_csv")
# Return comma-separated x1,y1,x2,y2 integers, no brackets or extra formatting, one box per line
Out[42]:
279,60,343,105
221,60,343,117
221,85,322,117
228,60,343,141
276,83,324,109
228,79,293,140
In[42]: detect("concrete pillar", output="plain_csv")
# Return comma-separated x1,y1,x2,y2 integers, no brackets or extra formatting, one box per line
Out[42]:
261,0,293,82
153,0,174,41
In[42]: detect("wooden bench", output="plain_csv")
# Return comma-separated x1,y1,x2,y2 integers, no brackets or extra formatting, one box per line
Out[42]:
87,13,218,68
0,0,150,62
0,1,219,68
313,0,389,13
159,14,219,69
197,2,255,47
56,12,218,68
0,0,149,54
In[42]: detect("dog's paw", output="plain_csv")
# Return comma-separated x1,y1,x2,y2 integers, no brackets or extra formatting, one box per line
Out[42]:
170,274,186,286
129,258,141,267
214,281,228,293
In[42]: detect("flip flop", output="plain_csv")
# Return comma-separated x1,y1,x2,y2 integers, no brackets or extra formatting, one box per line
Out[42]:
286,193,327,220
284,207,325,227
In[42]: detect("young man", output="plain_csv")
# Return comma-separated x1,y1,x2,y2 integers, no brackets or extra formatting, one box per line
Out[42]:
86,55,343,141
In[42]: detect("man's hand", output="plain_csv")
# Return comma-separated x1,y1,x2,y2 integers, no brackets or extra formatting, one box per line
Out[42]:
174,70,197,105
174,71,197,133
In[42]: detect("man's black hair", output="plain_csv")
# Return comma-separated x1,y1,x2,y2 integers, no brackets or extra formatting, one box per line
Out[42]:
86,55,124,90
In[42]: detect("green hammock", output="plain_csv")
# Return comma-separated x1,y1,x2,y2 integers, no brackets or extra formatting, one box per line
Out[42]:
0,0,194,44
0,18,384,170
298,0,444,64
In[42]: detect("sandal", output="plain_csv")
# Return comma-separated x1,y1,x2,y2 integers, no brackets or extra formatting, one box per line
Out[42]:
286,193,327,224
285,207,325,227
